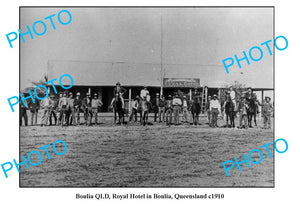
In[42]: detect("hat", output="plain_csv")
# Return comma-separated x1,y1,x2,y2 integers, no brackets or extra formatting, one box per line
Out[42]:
50,94,55,98
143,85,147,88
265,96,271,100
156,93,160,96
116,82,121,86
183,95,186,98
86,93,90,96
94,93,98,97
76,92,80,96
63,93,67,97
213,94,217,97
168,95,172,98
208,95,211,98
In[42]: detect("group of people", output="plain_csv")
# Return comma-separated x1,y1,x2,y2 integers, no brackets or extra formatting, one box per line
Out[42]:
128,92,189,126
20,91,103,126
19,83,273,129
205,86,273,129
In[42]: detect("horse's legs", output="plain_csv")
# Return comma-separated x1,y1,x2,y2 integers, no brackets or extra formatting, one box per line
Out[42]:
226,114,229,127
192,113,195,125
145,111,149,125
250,114,253,127
231,113,235,128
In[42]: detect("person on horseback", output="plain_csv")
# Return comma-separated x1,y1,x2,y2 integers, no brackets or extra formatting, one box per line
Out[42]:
140,85,151,109
111,82,127,109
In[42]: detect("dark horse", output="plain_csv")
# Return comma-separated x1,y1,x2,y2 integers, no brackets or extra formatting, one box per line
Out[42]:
224,96,235,128
191,95,201,125
247,98,257,127
113,93,124,124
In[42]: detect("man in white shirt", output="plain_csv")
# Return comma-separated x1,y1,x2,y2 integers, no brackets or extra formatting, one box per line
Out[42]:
229,86,237,111
140,85,150,100
40,95,51,126
172,93,182,125
210,94,221,127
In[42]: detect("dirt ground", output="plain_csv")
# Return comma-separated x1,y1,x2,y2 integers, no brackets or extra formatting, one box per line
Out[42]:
19,115,274,187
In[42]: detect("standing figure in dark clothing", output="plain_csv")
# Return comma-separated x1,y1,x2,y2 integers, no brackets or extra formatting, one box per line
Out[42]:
28,98,39,126
20,95,28,126
49,94,58,125
74,92,82,125
152,93,160,122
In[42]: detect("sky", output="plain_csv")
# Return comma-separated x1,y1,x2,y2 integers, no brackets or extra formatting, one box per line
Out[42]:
20,7,274,89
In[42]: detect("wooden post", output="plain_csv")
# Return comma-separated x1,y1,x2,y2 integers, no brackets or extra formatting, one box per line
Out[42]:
189,89,192,100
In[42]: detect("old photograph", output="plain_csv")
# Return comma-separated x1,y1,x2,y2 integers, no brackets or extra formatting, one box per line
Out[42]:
19,7,274,187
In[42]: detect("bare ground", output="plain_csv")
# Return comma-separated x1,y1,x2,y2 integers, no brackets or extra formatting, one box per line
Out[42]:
19,116,274,187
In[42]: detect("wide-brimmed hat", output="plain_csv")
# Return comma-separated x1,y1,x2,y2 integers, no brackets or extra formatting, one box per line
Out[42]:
50,94,55,98
265,96,271,100
76,92,80,96
94,93,98,97
116,82,121,86
156,93,159,96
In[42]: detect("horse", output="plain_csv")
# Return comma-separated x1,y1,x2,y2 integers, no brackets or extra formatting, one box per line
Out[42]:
191,95,201,125
246,98,257,128
140,98,149,126
224,96,235,128
112,93,124,125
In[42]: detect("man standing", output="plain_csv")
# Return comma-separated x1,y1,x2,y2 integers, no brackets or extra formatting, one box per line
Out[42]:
91,93,103,125
172,93,182,125
181,95,189,123
257,96,273,129
152,93,160,122
67,92,75,125
28,97,39,126
165,95,173,126
40,95,51,126
56,93,63,126
210,94,221,128
74,92,82,125
237,96,249,129
19,95,28,126
158,95,166,123
49,94,57,126
205,96,211,126
82,93,92,126
58,93,69,126
129,96,139,122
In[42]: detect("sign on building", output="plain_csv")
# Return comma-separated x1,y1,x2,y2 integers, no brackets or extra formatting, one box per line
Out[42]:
163,78,200,88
